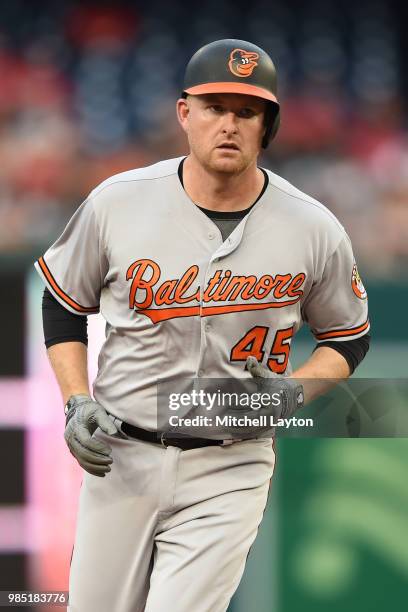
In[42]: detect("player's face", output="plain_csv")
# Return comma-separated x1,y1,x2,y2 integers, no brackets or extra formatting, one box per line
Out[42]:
177,93,266,175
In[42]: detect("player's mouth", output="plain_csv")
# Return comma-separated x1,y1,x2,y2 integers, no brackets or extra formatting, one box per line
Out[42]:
216,142,240,151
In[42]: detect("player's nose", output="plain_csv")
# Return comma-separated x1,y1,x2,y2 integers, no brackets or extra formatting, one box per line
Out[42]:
221,111,239,134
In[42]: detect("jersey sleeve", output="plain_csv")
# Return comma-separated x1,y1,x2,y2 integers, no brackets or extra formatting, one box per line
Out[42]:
34,197,107,315
302,234,370,342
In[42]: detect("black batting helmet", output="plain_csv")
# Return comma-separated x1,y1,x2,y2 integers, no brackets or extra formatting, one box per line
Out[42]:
182,39,280,148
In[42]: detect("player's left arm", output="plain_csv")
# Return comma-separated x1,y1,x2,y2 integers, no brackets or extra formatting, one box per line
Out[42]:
248,332,370,408
293,345,350,376
291,232,370,403
289,340,367,404
247,232,370,413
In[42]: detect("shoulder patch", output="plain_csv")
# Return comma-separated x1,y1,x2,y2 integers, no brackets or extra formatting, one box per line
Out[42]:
351,263,367,300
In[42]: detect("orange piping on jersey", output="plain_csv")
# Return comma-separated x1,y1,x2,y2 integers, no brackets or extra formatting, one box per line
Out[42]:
315,319,370,341
138,298,301,324
37,257,99,314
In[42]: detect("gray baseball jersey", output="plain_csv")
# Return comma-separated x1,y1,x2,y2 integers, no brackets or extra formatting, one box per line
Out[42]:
35,156,369,430
35,156,369,612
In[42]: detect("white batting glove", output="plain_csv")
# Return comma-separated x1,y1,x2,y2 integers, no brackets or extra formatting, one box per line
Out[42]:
64,394,119,477
246,356,304,418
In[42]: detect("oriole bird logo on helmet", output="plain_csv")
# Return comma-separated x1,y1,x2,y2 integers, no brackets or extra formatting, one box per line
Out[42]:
228,49,259,77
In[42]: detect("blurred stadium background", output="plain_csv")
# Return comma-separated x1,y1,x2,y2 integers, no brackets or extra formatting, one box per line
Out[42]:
0,0,407,610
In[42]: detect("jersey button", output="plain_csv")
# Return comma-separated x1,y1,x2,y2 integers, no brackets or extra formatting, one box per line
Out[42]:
208,232,215,240
198,369,204,377
205,323,211,332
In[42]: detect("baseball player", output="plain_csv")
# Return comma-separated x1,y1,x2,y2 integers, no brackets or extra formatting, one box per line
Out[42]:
35,39,370,612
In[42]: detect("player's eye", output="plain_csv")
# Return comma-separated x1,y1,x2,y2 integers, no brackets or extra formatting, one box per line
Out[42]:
238,108,256,119
209,104,225,113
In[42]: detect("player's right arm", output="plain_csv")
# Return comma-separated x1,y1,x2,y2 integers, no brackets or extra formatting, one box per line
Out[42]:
45,335,118,478
42,286,90,403
44,319,118,477
36,197,118,476
47,341,90,405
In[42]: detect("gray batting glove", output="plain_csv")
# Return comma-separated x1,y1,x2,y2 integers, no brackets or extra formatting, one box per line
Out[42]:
64,394,119,477
246,356,304,419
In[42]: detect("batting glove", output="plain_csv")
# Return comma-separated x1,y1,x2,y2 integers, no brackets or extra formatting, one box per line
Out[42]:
246,356,304,419
64,394,119,477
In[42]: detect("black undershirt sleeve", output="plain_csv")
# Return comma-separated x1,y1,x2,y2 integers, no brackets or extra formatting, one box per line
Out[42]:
42,287,88,349
314,334,371,374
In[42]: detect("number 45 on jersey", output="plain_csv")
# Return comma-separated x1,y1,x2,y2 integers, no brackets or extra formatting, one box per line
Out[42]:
230,325,294,374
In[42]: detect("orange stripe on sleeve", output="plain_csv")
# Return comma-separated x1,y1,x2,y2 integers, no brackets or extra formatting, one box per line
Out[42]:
37,257,99,314
315,319,370,341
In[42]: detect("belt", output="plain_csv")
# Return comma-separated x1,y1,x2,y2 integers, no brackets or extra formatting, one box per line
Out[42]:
120,421,229,451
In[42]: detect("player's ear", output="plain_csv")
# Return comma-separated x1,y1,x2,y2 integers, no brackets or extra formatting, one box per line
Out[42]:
176,96,190,132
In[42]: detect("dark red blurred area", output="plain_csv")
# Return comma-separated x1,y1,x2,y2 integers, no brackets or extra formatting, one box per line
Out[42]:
66,4,139,48
0,51,70,113
0,0,406,276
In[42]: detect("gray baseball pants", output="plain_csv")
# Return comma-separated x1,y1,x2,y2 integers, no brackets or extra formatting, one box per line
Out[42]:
68,430,275,612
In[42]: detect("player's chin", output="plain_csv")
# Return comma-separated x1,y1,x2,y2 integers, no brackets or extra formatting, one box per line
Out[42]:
209,151,247,174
